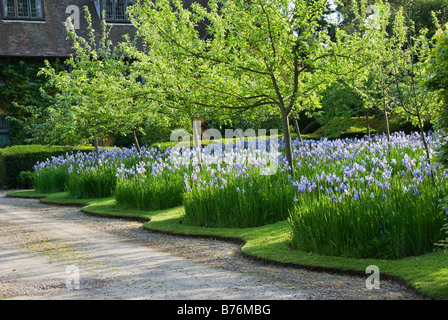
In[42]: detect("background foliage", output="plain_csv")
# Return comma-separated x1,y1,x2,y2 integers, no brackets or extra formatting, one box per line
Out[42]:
0,145,93,189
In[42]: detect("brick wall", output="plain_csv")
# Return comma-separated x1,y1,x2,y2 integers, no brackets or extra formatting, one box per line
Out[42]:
0,0,137,58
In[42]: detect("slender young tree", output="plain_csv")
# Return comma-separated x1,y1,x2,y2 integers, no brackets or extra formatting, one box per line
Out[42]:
39,8,119,150
426,23,448,167
425,21,448,248
390,11,440,167
340,0,397,143
38,7,177,152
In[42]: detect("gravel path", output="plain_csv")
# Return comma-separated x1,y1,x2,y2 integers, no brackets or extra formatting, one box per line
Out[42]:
0,192,425,300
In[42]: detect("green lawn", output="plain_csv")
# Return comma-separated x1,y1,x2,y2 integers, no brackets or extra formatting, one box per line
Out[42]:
6,189,448,300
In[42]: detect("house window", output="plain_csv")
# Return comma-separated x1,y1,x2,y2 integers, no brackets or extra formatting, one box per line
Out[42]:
3,0,43,19
103,0,134,22
0,114,10,147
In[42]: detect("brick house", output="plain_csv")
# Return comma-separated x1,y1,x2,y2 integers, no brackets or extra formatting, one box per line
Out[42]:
0,0,139,146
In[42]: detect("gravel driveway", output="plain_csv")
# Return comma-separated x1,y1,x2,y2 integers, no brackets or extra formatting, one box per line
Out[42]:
0,192,424,300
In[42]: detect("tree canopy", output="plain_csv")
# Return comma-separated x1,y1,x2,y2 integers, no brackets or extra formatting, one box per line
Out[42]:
123,0,370,172
426,22,448,167
21,0,446,166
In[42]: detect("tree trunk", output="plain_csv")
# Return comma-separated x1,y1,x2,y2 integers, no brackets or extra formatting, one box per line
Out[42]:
281,110,294,175
93,137,99,156
384,107,391,143
193,120,202,166
365,110,370,138
382,91,391,144
291,115,303,143
417,113,434,184
132,129,142,155
417,114,432,163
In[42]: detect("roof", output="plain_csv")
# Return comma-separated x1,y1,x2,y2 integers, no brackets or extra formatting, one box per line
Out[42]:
0,0,137,58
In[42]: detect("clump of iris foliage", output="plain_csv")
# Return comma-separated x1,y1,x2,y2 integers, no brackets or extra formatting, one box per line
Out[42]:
182,139,295,228
32,131,448,259
33,147,142,198
114,154,187,211
288,132,448,259
115,139,291,219
33,161,70,193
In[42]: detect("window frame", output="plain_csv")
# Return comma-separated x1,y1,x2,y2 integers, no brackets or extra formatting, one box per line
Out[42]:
0,114,10,146
0,114,9,132
1,0,45,21
102,0,134,23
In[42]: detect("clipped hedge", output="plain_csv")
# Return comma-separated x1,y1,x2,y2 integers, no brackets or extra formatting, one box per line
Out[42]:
0,145,93,190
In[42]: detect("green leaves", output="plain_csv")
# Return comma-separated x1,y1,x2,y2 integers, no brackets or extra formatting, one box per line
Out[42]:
129,0,343,114
37,5,172,146
425,23,448,167
120,0,371,172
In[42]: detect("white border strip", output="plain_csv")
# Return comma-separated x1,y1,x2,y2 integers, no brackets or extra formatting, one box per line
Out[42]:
2,19,46,23
106,22,136,26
